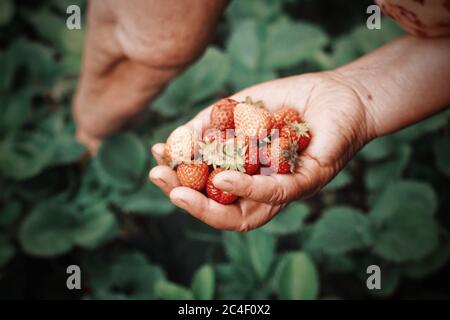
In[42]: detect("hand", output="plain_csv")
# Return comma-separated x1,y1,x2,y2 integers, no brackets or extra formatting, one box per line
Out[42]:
149,71,376,231
73,0,227,154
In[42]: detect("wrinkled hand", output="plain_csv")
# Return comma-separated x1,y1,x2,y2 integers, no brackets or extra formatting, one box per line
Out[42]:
149,72,376,231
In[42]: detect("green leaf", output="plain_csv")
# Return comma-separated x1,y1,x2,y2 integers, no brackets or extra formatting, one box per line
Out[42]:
19,202,77,256
227,20,263,71
19,200,118,257
330,19,403,68
262,18,328,69
360,136,395,162
113,183,175,216
323,169,352,191
393,111,449,142
73,202,119,249
153,47,229,116
95,133,147,190
0,89,33,135
191,265,215,300
261,202,308,235
223,229,275,280
52,134,85,165
366,145,411,191
370,180,438,224
0,0,14,27
403,242,450,279
0,236,15,267
307,206,371,254
0,131,57,180
433,136,450,177
85,251,165,300
372,203,439,262
276,252,319,300
0,201,21,228
156,281,194,300
226,0,282,25
60,28,85,74
25,8,65,48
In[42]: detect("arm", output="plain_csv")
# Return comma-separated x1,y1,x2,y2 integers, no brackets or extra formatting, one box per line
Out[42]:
333,35,450,139
73,0,228,152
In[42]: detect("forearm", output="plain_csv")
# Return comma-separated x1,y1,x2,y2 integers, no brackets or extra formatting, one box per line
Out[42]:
334,35,450,139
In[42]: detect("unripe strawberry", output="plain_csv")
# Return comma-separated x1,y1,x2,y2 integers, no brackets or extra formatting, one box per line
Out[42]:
234,97,273,138
165,126,195,167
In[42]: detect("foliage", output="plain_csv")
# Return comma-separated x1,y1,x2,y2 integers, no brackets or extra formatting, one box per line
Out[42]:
0,0,449,299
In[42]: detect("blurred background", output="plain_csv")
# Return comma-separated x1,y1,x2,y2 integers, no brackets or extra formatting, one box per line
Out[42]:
0,0,449,300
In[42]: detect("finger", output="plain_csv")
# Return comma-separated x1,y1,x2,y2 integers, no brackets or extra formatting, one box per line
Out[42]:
149,165,180,196
151,143,167,165
169,187,246,231
212,170,304,205
239,199,284,230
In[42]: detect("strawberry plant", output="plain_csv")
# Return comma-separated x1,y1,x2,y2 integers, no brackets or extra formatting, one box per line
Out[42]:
0,0,449,300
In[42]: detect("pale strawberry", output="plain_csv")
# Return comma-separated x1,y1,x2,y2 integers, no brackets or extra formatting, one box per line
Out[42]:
234,97,273,138
165,126,195,167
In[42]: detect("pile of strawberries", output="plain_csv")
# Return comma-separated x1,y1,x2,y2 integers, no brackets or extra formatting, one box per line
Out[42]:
164,97,311,205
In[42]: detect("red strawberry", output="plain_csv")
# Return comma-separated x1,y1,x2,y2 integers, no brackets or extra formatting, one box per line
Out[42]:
273,107,301,129
221,137,260,175
176,162,209,191
206,168,238,205
244,137,260,175
270,136,300,174
281,122,311,151
165,126,195,167
259,143,271,167
277,161,292,174
234,97,273,138
210,98,238,130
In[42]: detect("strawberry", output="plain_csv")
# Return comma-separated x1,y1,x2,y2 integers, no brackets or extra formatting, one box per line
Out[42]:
234,97,273,138
270,136,300,174
203,128,227,144
206,168,238,205
259,143,271,167
165,126,195,167
273,107,301,129
176,162,209,191
281,122,311,152
221,137,260,175
210,98,238,130
243,137,260,175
